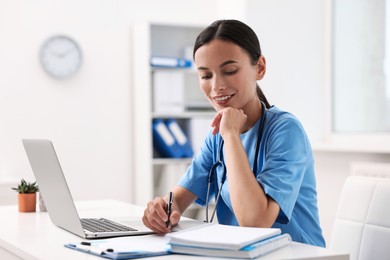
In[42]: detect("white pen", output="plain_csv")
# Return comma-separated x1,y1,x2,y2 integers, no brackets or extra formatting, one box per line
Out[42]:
75,242,106,255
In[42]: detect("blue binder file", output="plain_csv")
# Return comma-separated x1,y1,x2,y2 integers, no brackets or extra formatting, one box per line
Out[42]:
152,119,182,158
166,119,193,158
150,56,192,68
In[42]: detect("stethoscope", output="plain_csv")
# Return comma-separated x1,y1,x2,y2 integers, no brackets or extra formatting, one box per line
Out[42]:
204,102,267,223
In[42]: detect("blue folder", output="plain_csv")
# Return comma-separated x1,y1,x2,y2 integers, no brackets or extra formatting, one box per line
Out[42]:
152,119,182,158
150,56,192,68
165,119,193,158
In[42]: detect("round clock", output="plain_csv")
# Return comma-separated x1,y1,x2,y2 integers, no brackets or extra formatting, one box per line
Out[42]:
40,35,82,79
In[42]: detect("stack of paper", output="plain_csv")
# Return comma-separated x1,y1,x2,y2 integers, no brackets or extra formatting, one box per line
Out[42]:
165,223,291,259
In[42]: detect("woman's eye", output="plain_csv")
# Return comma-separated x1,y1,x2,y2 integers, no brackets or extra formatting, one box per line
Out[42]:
224,69,238,75
201,74,212,80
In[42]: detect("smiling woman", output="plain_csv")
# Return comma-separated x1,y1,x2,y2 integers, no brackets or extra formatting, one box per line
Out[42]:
142,19,326,248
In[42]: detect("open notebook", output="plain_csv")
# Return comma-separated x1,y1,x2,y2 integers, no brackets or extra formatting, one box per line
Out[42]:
22,139,153,239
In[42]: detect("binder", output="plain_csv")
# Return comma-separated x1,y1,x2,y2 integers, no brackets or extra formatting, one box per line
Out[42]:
150,56,192,68
165,119,193,158
152,119,182,158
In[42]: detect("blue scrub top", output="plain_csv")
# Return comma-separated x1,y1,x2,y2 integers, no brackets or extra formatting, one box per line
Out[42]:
178,105,326,247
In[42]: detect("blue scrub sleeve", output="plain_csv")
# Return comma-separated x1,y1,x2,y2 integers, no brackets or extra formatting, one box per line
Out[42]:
257,117,309,224
177,133,216,206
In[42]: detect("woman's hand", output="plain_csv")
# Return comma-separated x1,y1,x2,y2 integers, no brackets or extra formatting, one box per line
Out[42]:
211,107,247,137
142,196,181,234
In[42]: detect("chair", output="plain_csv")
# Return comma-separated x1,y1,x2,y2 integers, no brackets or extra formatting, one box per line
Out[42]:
330,176,390,260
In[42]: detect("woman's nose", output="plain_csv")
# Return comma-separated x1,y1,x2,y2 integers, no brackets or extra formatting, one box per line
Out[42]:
211,76,226,91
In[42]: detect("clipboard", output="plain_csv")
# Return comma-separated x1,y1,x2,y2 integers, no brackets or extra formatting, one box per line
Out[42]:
65,235,170,259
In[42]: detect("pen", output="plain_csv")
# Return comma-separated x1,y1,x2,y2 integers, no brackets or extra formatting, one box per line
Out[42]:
75,242,114,255
75,242,104,255
166,191,174,228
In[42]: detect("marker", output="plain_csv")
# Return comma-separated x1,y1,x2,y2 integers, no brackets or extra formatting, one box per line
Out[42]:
166,191,173,228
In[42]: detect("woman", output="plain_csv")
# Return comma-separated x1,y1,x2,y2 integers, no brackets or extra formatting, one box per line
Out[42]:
142,19,325,247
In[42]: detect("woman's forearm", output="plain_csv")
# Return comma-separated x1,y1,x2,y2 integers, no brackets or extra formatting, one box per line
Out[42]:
223,133,279,227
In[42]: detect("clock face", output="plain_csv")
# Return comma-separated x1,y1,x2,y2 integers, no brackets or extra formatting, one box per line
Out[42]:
40,35,82,79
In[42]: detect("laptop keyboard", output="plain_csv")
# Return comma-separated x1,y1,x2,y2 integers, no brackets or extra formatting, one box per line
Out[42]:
81,218,138,233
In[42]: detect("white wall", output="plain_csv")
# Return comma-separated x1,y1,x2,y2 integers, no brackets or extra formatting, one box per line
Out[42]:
0,0,218,203
246,0,327,141
0,0,134,203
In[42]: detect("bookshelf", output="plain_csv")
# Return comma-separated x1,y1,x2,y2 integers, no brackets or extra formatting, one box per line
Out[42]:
132,22,213,217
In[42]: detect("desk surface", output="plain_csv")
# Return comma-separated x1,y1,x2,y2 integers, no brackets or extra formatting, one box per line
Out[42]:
0,200,349,260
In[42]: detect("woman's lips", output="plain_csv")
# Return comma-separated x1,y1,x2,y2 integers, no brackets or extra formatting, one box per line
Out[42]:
213,94,234,105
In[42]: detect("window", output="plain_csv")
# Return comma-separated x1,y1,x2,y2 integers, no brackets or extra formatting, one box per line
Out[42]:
333,0,390,133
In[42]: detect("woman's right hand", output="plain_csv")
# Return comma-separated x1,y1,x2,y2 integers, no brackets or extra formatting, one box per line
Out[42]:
211,107,247,137
142,196,181,234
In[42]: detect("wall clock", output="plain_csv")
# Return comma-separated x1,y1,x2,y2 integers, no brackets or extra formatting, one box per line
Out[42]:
40,35,82,79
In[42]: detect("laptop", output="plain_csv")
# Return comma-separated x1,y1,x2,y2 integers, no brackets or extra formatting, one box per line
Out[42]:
22,139,154,239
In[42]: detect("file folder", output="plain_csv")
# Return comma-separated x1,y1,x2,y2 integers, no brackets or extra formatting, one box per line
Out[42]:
166,119,193,158
152,119,182,158
150,56,192,68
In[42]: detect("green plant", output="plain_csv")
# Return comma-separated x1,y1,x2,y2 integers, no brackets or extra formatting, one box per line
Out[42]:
12,179,39,194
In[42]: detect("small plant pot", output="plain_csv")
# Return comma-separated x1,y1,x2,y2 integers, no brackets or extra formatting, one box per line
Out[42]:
18,193,37,212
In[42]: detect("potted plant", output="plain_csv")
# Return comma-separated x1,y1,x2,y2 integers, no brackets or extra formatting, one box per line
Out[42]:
12,179,39,212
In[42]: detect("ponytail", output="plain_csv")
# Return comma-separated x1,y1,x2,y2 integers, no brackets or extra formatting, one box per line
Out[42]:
256,85,271,109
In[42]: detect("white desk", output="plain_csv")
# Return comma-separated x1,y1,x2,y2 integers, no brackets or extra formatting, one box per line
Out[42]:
0,200,349,260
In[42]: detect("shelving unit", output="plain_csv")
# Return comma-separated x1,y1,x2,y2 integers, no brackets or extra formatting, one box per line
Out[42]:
132,22,213,214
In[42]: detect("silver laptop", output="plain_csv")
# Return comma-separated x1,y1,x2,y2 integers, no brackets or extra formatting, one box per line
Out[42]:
22,139,154,239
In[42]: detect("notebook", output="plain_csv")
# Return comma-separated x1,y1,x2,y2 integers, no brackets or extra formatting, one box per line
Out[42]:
165,224,291,259
22,139,154,239
165,223,282,250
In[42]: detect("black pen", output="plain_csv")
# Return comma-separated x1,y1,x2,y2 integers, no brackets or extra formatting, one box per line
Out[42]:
166,191,174,228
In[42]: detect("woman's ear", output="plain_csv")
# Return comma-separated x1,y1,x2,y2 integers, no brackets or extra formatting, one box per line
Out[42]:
256,56,266,80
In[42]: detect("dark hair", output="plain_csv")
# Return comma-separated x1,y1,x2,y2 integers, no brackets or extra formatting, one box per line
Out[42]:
193,19,271,108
